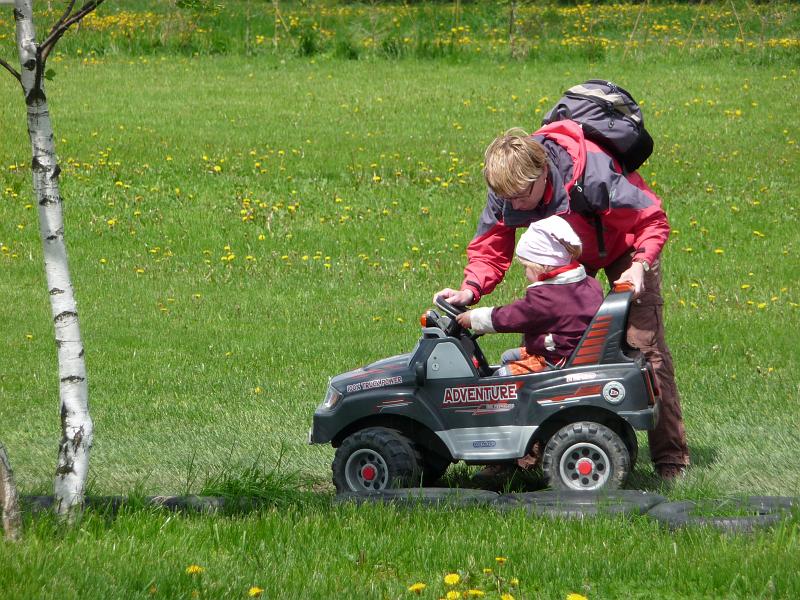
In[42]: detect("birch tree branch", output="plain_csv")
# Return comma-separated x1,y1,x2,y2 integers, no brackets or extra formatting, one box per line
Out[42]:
40,0,105,62
47,0,78,41
0,55,22,85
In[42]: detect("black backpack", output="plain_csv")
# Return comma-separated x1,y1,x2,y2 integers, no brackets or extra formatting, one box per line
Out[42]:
542,79,653,173
541,80,654,258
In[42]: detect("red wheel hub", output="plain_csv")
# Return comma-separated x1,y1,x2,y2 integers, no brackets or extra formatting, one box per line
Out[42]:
361,465,377,481
576,458,594,476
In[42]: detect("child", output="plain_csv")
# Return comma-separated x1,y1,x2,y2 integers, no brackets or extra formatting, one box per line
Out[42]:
455,215,603,375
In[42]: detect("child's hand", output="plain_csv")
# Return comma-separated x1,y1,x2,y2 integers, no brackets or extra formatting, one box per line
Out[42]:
456,311,472,328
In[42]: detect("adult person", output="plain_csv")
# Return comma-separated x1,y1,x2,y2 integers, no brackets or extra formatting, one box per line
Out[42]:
434,122,689,480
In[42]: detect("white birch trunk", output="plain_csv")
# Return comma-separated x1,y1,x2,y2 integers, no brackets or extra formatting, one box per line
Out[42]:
14,0,93,517
0,442,22,541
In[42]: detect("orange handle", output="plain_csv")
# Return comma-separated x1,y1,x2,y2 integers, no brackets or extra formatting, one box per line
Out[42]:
612,282,635,293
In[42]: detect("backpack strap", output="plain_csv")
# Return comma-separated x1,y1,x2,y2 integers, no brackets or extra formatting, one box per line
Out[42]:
569,170,607,259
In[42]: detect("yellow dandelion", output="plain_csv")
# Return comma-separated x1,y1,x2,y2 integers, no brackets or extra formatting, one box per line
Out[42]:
408,582,427,594
467,590,486,597
185,564,204,575
566,594,589,600
248,587,264,598
510,578,519,586
741,284,751,290
446,591,461,600
495,557,507,565
500,594,515,600
482,568,493,575
444,573,461,586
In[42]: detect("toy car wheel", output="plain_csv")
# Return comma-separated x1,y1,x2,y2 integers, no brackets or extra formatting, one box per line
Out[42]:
332,427,421,493
542,422,630,491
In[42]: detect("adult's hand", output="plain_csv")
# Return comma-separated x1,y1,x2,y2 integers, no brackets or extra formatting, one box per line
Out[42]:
433,288,475,307
613,261,645,296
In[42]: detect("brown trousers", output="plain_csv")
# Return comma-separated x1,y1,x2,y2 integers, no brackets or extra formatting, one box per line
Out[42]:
598,253,690,467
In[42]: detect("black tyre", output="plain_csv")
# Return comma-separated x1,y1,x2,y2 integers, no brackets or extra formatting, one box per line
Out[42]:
542,422,630,491
647,496,797,532
332,427,421,493
495,489,665,518
334,487,499,507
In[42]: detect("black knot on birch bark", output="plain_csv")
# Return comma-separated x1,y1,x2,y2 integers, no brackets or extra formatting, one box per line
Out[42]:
60,375,85,384
54,310,78,324
13,9,24,21
31,156,45,172
49,287,65,295
45,227,64,242
51,164,61,180
55,462,75,476
39,194,60,206
25,88,46,106
72,429,83,451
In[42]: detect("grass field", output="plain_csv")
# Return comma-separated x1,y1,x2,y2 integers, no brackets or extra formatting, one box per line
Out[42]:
1,1,799,598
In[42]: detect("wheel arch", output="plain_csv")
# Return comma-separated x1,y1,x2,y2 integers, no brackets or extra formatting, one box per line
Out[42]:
331,414,451,461
532,406,637,459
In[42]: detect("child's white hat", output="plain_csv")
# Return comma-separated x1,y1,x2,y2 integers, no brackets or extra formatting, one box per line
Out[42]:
516,215,582,266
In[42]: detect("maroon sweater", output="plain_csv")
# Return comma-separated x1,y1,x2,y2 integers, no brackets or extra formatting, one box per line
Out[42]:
484,268,603,362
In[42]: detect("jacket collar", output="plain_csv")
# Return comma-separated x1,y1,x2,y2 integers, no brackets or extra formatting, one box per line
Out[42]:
528,263,587,288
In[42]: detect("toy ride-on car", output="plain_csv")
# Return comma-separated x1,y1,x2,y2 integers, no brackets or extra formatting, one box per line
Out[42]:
309,283,659,493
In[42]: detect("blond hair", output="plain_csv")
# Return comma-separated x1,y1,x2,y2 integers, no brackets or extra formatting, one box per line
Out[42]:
483,127,547,198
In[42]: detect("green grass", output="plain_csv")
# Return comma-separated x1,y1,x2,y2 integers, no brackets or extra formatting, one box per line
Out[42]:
2,505,799,599
1,2,799,598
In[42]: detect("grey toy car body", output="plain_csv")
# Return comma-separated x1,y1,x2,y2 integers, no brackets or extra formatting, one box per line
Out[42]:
310,285,659,492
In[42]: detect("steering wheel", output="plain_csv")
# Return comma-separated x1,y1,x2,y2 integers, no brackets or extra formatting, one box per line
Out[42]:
434,295,467,319
433,296,492,377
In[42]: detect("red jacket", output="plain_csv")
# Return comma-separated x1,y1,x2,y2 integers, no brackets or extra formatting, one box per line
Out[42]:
462,120,669,302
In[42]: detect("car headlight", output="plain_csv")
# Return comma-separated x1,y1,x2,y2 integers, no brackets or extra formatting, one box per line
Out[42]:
323,386,342,410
